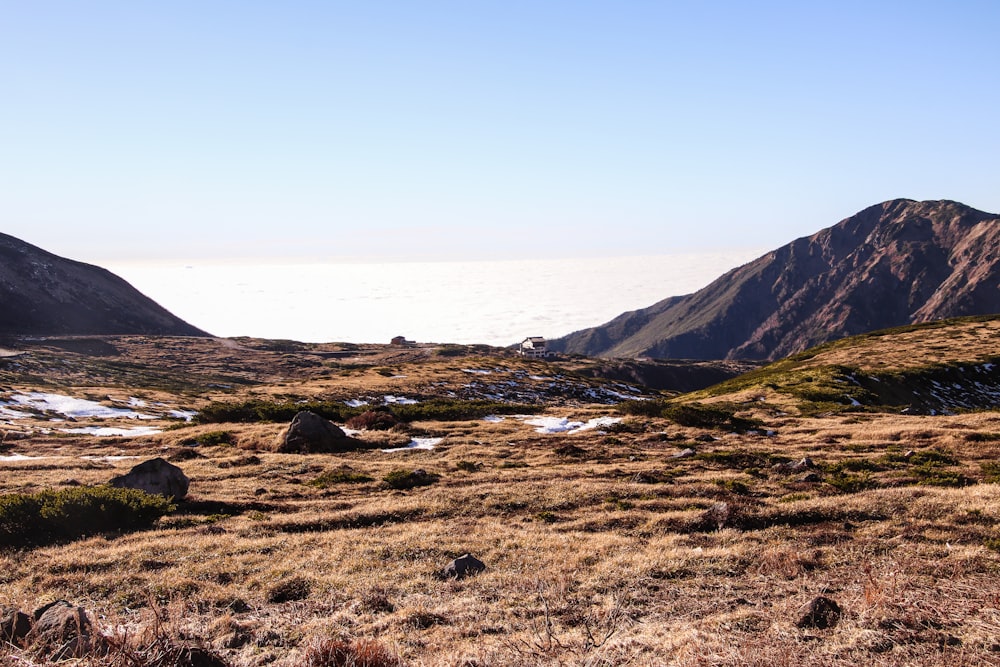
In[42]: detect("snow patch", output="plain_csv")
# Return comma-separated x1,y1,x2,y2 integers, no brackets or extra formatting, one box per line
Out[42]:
59,426,162,437
383,395,418,405
6,393,156,420
381,437,442,453
521,415,623,434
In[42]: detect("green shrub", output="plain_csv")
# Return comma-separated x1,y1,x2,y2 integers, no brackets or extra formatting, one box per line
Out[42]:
0,486,174,548
664,403,762,432
345,410,400,431
981,462,1000,484
195,430,234,446
383,468,439,490
826,472,879,494
197,397,532,425
912,464,973,487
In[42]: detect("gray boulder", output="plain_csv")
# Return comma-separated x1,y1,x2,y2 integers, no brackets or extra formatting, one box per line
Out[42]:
795,596,842,629
442,553,486,579
28,600,97,659
109,457,189,499
276,410,354,454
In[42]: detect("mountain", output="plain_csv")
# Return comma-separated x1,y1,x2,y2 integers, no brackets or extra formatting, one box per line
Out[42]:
0,233,209,337
551,199,1000,360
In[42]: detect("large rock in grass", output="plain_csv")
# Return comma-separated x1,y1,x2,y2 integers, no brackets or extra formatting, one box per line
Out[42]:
276,411,356,454
442,554,486,579
28,600,98,660
109,457,189,500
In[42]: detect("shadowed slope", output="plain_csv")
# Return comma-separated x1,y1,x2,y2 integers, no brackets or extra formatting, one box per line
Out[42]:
552,199,1000,360
0,233,208,336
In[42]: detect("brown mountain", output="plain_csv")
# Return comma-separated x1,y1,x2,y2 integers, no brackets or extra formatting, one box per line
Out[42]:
0,233,209,337
551,199,1000,361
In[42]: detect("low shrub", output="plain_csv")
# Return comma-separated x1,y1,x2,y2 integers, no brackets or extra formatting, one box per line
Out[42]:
345,410,399,431
618,401,762,433
826,472,880,494
383,468,439,490
0,486,174,548
302,638,402,667
198,398,532,425
267,576,312,603
195,430,234,446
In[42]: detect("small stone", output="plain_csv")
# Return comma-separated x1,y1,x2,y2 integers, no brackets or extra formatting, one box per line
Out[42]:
701,502,732,531
443,553,486,579
790,457,815,472
795,596,842,629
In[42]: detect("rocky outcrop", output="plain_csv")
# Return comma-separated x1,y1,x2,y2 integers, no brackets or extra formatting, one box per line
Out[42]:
275,411,357,454
442,554,486,579
109,457,190,499
0,232,208,336
28,600,98,660
553,200,1000,361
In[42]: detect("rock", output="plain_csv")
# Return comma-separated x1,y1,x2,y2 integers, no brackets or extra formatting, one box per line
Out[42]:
443,553,486,579
276,411,354,454
28,600,96,659
672,448,696,459
798,472,822,483
795,596,842,629
109,457,189,499
790,457,815,472
701,502,732,530
1,606,31,645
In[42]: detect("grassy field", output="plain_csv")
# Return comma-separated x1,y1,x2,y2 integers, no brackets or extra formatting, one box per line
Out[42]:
3,326,1000,665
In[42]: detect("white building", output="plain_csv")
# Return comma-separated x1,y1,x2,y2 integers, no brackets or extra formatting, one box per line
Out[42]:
519,336,550,358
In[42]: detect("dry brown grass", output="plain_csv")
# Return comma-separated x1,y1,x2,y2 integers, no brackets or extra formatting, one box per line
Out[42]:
4,335,1000,665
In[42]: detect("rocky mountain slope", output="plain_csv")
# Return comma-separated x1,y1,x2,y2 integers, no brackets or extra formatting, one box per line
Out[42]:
0,233,208,336
551,199,1000,360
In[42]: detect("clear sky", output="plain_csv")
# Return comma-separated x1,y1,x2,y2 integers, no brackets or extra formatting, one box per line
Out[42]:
2,1,998,263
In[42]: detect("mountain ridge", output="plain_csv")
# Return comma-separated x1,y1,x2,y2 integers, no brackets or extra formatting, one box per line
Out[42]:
551,199,1000,360
0,232,209,337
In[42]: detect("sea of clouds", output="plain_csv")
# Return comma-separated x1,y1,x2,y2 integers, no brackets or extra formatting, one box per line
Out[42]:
107,252,761,347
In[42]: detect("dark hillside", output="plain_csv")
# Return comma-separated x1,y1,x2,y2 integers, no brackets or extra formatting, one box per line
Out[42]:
552,199,1000,360
0,233,208,336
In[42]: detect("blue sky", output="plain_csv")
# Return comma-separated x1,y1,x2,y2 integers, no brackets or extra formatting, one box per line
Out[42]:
2,1,998,262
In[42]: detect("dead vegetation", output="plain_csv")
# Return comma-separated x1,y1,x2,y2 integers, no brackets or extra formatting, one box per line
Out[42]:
3,326,1000,665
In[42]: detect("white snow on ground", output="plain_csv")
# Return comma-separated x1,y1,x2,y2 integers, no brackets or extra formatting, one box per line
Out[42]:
128,397,147,407
59,426,162,437
524,416,583,433
5,393,157,420
0,406,31,419
521,415,623,434
381,437,442,453
383,395,419,405
0,453,51,461
483,415,506,423
462,369,492,375
345,399,369,408
169,410,197,421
